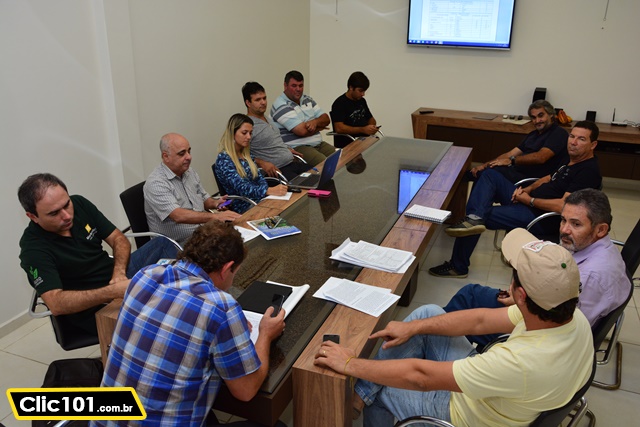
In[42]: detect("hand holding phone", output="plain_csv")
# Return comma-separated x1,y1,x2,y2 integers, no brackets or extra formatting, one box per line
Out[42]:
270,294,285,317
323,334,340,344
218,199,232,209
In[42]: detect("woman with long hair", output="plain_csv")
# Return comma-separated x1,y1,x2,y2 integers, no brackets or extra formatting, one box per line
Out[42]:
215,113,287,213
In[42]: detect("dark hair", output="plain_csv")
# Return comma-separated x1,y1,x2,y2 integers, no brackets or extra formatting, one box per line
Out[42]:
347,71,370,91
18,173,68,216
284,70,304,84
242,81,265,103
572,120,599,142
527,100,555,119
178,222,246,273
513,270,578,324
565,188,612,228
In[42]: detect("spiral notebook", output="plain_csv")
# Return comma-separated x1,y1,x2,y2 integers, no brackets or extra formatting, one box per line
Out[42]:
404,205,451,223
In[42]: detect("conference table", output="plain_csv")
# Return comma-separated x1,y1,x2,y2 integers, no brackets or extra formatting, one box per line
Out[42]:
95,135,472,426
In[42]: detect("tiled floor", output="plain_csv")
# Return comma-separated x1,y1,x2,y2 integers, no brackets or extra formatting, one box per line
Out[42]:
2,182,639,426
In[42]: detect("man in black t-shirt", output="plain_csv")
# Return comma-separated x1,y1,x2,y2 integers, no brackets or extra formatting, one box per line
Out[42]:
18,173,177,334
430,121,602,278
331,71,378,148
469,100,568,183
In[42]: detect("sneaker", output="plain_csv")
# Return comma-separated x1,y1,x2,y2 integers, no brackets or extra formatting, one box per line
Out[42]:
445,217,486,237
428,261,468,278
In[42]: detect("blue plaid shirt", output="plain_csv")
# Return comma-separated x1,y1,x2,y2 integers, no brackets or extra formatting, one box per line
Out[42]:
91,260,261,427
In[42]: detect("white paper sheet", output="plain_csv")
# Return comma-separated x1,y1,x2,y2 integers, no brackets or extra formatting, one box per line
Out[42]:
313,277,399,317
264,192,293,201
234,225,261,242
330,239,415,273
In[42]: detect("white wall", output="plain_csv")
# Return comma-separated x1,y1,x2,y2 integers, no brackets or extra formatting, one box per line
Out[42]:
0,0,310,330
309,0,640,138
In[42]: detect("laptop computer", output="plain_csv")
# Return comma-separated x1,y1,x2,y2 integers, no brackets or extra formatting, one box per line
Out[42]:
288,149,342,189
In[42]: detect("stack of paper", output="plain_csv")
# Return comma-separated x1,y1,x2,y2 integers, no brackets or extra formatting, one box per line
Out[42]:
313,277,399,317
330,239,416,273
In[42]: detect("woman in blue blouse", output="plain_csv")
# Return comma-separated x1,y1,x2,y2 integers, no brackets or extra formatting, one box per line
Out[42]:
215,114,287,213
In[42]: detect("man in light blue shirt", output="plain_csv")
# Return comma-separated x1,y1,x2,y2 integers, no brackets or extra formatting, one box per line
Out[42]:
270,70,335,167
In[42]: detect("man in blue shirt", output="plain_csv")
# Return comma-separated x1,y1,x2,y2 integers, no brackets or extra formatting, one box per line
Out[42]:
95,222,285,427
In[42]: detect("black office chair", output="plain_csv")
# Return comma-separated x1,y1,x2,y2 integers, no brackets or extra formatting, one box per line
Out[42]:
29,291,103,351
393,355,597,427
119,181,183,250
590,217,640,390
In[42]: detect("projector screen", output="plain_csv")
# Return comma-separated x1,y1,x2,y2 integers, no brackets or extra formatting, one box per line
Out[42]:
407,0,516,50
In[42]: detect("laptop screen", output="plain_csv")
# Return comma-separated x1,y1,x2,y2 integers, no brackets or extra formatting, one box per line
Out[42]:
397,169,430,214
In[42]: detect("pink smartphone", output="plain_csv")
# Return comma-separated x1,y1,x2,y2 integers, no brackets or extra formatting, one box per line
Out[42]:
308,189,331,197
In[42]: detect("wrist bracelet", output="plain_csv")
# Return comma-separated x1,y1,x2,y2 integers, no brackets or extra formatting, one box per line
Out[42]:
529,197,536,208
344,356,355,375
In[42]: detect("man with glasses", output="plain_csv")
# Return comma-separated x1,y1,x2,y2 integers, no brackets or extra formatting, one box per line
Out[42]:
429,121,602,278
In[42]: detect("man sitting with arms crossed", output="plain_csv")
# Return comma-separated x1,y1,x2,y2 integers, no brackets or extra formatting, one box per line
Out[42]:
144,133,240,246
469,99,568,183
18,173,177,337
93,222,286,427
270,70,335,167
430,120,602,278
242,81,311,180
443,189,632,348
330,71,379,148
315,228,593,426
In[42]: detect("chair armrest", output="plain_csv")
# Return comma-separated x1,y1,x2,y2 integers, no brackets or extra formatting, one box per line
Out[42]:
326,131,356,141
480,334,510,353
394,416,456,427
293,154,307,164
29,289,52,318
124,232,183,251
526,211,560,231
264,176,287,186
514,177,539,187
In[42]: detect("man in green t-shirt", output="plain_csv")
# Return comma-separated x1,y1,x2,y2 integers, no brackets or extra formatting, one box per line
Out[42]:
18,173,177,335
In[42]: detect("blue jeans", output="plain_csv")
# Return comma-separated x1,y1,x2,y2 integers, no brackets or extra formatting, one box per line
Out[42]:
443,284,504,347
450,169,538,274
355,305,477,427
126,237,179,278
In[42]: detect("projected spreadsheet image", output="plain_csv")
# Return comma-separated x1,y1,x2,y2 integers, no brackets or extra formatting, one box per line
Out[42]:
407,0,516,49
422,0,499,42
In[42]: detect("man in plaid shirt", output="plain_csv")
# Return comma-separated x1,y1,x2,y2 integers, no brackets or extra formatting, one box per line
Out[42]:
93,222,285,427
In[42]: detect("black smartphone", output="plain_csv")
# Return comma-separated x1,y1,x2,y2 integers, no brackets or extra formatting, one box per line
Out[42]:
270,294,285,317
323,334,340,344
419,110,434,115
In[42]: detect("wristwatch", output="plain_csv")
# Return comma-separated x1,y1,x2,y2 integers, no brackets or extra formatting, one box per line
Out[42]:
509,155,516,166
529,197,536,208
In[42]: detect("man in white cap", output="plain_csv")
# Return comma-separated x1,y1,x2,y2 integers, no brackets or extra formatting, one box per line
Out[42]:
314,229,593,427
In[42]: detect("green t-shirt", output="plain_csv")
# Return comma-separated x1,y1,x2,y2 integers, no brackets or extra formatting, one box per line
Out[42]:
19,195,118,336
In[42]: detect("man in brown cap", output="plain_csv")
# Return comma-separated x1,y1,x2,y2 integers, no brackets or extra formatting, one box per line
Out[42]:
314,228,593,427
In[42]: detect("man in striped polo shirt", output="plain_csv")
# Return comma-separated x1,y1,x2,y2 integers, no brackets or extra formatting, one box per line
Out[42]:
270,70,335,167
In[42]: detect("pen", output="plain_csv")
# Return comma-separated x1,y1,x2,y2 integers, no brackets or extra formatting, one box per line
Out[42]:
273,217,283,228
312,167,319,172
